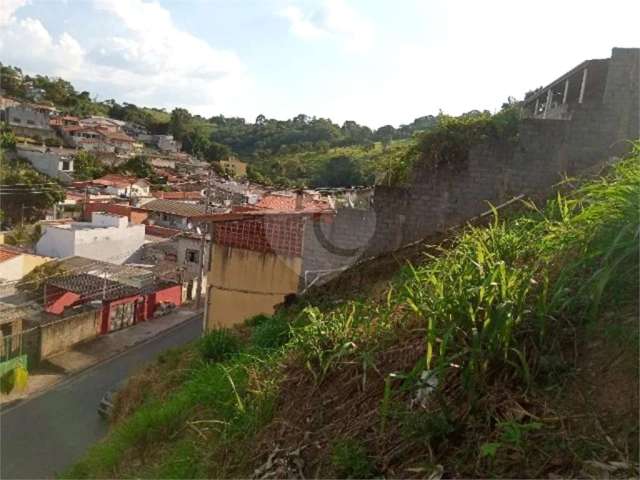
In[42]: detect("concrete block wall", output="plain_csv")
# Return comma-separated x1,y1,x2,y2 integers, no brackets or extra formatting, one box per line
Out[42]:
302,48,639,285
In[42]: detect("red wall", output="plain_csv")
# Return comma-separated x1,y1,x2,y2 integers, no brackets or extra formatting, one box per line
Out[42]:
99,285,182,333
100,294,142,334
145,284,182,319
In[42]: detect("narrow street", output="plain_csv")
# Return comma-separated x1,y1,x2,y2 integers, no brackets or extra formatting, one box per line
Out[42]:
0,314,202,480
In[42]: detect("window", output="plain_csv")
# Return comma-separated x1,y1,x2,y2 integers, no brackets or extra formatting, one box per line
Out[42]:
26,119,35,125
186,249,199,264
60,160,70,171
11,117,21,124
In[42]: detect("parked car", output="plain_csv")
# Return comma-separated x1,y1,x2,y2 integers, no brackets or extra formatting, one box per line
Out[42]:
98,380,125,419
98,390,116,419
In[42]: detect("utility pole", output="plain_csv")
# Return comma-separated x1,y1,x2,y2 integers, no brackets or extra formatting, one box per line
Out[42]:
195,164,213,316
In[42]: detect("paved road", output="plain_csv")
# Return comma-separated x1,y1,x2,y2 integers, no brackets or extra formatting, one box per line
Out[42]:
0,314,202,479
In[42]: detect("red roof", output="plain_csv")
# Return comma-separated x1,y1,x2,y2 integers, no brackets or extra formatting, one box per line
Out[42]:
256,194,331,212
0,245,24,263
93,174,147,188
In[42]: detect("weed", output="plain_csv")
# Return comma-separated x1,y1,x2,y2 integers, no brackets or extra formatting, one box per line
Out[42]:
251,314,291,350
198,329,241,363
331,438,376,479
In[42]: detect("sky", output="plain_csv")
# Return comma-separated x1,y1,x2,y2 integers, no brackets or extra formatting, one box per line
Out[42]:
0,0,638,128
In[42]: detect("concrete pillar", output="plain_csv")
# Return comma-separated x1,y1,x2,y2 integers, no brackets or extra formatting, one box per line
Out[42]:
578,68,588,103
562,79,569,104
534,98,539,116
543,89,553,118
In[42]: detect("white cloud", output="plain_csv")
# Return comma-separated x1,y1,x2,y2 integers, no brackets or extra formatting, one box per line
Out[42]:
280,0,374,53
0,0,28,26
0,0,251,116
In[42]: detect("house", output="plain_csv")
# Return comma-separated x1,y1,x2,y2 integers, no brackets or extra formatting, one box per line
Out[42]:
150,156,177,169
139,134,181,153
79,116,126,133
82,201,149,224
218,156,247,177
43,260,182,334
15,143,74,181
0,245,50,283
210,179,261,206
91,174,150,198
152,190,204,203
122,122,148,138
1,104,57,140
176,233,210,301
0,303,28,381
60,126,135,153
523,56,613,120
137,199,211,231
157,135,181,153
256,191,332,212
49,115,80,128
203,207,331,329
35,212,146,264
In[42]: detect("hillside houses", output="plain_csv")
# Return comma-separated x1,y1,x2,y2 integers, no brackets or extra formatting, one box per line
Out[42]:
91,174,150,198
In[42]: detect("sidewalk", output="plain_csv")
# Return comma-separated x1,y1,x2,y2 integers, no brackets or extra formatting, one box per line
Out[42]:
0,307,202,405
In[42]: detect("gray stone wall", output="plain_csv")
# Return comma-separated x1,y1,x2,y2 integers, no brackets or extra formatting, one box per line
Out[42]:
301,47,639,288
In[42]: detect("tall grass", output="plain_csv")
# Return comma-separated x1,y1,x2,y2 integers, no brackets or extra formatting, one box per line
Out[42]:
294,148,639,399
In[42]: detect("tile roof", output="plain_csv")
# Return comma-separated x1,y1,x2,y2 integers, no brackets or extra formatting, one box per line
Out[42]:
0,245,24,263
138,199,208,218
48,273,140,301
152,191,203,201
256,194,332,212
93,174,148,188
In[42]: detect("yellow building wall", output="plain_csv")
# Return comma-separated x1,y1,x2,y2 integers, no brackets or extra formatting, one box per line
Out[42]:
206,245,301,330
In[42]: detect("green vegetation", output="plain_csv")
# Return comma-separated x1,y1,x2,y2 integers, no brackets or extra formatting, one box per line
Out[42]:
3,222,43,248
16,260,66,299
66,145,639,478
115,155,153,178
331,439,376,478
248,139,414,187
0,153,65,226
197,329,242,363
73,151,107,180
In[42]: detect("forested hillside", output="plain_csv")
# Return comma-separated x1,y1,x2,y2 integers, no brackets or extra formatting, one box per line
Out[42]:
1,64,445,186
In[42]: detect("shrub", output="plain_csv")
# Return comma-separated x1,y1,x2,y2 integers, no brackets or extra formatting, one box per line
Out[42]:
331,438,376,479
251,314,291,350
198,329,241,363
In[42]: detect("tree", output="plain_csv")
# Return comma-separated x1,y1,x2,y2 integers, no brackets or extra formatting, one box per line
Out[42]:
73,151,106,180
205,142,231,163
16,260,66,300
312,155,363,188
0,128,17,151
169,108,192,142
182,126,211,158
118,155,152,178
0,156,64,224
4,223,42,248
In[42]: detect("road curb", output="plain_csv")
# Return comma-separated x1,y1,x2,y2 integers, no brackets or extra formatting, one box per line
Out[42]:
0,312,202,416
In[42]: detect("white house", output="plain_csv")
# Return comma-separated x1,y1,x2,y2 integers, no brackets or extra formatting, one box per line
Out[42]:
35,212,146,264
91,174,150,198
16,144,74,181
